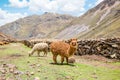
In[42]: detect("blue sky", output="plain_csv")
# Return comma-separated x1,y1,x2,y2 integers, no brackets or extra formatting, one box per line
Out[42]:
0,0,103,26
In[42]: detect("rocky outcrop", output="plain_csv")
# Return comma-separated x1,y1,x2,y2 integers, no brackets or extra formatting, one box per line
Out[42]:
0,32,16,45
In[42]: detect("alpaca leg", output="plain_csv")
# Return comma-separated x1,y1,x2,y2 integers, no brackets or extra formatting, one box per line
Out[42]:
29,49,35,56
37,50,40,57
61,56,64,65
45,49,48,56
65,57,68,64
44,50,47,56
46,51,47,56
53,54,58,64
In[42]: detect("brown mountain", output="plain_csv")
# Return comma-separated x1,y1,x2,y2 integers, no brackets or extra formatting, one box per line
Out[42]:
0,13,76,39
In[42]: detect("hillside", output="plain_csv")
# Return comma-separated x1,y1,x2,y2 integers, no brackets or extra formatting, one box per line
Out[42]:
0,0,120,39
77,0,120,39
55,0,120,39
0,13,76,39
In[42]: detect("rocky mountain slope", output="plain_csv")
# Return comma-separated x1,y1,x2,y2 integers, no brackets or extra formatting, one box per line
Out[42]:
55,0,120,39
0,0,120,39
0,13,76,39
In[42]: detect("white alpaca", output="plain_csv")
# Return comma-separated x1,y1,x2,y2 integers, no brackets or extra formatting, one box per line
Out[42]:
29,43,48,56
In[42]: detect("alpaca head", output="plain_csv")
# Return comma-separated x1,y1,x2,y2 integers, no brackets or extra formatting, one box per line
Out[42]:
69,38,78,48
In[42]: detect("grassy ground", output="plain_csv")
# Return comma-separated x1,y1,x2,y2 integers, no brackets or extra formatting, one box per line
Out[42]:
0,43,120,80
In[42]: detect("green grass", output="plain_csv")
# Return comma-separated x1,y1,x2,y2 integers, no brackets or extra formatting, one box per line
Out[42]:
0,43,120,80
0,43,30,57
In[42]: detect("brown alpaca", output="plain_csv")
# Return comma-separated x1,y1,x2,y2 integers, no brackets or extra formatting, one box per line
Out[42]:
50,39,78,64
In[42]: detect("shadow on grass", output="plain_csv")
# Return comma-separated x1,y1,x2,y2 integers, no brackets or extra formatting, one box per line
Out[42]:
28,55,47,57
50,62,75,67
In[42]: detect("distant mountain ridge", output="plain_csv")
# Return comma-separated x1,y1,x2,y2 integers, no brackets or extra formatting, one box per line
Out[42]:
0,0,120,39
0,13,76,39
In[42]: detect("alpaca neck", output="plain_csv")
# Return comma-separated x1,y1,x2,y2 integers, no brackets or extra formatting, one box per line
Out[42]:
67,46,76,57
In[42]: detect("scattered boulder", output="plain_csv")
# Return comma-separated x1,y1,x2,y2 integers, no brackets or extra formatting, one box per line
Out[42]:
68,57,76,63
34,77,40,80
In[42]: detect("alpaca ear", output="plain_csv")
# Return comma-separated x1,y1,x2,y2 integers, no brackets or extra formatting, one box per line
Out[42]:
69,38,77,42
75,38,77,41
67,39,72,43
70,39,72,41
72,38,77,41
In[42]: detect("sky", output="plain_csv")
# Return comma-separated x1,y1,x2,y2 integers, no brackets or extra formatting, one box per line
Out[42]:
0,0,104,26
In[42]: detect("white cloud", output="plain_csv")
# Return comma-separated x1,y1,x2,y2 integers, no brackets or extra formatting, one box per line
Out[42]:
7,0,85,16
28,0,86,16
62,3,78,12
95,0,104,5
28,0,57,12
60,0,85,12
8,0,29,8
0,8,27,26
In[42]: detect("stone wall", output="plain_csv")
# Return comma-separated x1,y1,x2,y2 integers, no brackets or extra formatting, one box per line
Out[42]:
76,38,120,59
